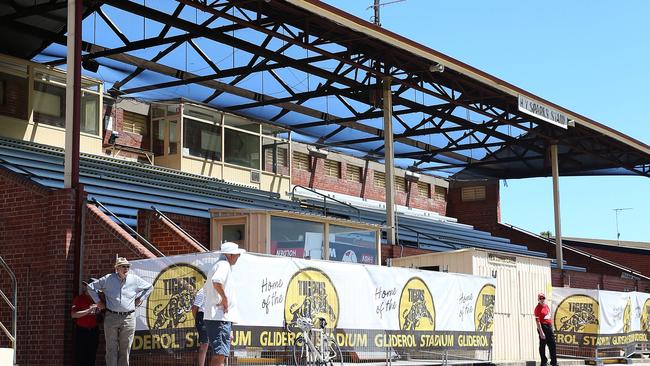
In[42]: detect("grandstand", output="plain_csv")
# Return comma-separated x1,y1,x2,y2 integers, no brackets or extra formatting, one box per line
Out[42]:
0,136,566,263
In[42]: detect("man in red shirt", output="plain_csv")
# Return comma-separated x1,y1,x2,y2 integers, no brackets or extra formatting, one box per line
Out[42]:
71,278,100,366
534,293,557,366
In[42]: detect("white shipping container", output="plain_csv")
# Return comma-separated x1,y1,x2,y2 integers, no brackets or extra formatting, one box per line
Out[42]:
391,248,552,362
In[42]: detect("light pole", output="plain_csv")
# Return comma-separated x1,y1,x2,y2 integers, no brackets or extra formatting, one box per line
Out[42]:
613,208,632,245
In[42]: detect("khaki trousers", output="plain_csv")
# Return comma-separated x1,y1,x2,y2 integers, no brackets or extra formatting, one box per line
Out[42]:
104,311,136,366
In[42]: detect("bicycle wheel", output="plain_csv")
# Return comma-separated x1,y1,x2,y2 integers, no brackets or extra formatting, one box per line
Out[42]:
321,335,343,366
293,335,309,366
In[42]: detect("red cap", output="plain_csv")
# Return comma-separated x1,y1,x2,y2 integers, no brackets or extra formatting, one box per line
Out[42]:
538,293,546,300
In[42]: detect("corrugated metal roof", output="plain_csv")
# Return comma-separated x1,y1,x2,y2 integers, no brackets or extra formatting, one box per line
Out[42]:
0,137,546,258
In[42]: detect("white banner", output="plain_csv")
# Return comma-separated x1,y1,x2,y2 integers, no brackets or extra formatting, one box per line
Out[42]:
552,287,650,348
128,252,496,353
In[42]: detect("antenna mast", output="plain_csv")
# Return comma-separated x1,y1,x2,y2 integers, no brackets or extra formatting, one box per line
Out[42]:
368,0,406,27
612,207,632,245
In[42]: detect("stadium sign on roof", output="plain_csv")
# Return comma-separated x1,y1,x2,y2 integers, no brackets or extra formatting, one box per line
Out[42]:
517,95,569,130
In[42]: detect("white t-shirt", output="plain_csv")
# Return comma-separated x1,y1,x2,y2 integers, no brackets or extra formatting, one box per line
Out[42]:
203,258,240,323
193,288,205,313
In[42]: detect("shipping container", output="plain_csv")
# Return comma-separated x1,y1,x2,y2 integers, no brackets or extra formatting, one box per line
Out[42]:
391,248,552,362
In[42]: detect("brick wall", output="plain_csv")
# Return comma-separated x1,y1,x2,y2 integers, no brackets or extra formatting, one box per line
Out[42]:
0,167,74,365
446,182,500,233
102,103,149,160
381,244,430,265
552,269,650,292
562,244,650,278
292,157,447,215
137,210,209,255
0,166,157,365
493,224,632,277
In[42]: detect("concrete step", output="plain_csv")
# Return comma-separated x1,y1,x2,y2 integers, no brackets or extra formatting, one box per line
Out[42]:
492,359,584,366
0,347,14,366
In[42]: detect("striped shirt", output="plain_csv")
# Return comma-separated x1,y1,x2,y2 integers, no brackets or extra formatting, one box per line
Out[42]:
193,288,205,313
88,273,152,313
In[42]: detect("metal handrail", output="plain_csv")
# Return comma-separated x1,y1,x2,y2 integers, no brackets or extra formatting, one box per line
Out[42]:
397,222,459,250
91,198,165,258
291,185,361,220
0,255,17,365
151,205,209,252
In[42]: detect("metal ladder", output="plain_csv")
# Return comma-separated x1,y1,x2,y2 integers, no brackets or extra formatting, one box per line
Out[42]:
0,255,17,366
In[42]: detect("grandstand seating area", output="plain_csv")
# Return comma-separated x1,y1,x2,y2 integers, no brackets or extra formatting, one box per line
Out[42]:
0,136,580,267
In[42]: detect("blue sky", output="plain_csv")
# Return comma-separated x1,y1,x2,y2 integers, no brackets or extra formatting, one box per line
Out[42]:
323,0,650,242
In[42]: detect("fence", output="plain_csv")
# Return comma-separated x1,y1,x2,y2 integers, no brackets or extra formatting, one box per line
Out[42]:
124,324,493,366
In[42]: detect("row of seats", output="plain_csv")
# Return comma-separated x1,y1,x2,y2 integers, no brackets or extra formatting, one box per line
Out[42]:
0,137,546,259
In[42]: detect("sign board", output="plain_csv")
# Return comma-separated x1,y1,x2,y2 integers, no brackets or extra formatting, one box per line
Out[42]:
129,252,496,354
518,94,569,129
552,287,650,349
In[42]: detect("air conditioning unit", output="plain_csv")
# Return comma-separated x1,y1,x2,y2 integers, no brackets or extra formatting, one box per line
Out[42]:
250,170,261,183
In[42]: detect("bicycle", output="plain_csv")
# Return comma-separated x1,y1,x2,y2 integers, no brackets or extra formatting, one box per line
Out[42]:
287,316,343,366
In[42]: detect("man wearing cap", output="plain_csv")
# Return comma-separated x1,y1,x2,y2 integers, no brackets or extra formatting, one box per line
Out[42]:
88,257,152,366
534,293,558,366
203,242,245,366
71,278,100,366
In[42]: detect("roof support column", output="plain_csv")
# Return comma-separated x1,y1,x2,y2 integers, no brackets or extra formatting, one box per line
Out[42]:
65,0,84,298
383,76,396,246
64,0,82,191
551,144,564,271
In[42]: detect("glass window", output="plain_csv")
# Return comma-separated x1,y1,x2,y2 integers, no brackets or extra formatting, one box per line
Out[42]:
185,104,221,123
152,106,166,118
328,225,377,264
270,216,324,259
262,138,289,175
224,113,259,132
152,119,166,156
223,224,245,246
262,124,288,138
33,81,65,128
224,128,260,169
183,117,221,160
0,71,28,120
169,120,178,155
81,91,99,135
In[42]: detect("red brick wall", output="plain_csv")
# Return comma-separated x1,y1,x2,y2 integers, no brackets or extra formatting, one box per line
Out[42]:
137,210,209,255
102,104,149,160
562,244,650,278
552,269,650,292
493,224,632,277
0,167,74,365
381,244,430,265
0,166,156,365
84,205,157,278
292,157,447,215
446,182,500,233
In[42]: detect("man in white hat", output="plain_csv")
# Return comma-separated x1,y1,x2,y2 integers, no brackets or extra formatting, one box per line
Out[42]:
203,242,245,366
87,257,152,366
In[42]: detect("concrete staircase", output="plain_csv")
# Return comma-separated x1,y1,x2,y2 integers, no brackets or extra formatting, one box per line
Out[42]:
0,347,14,365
